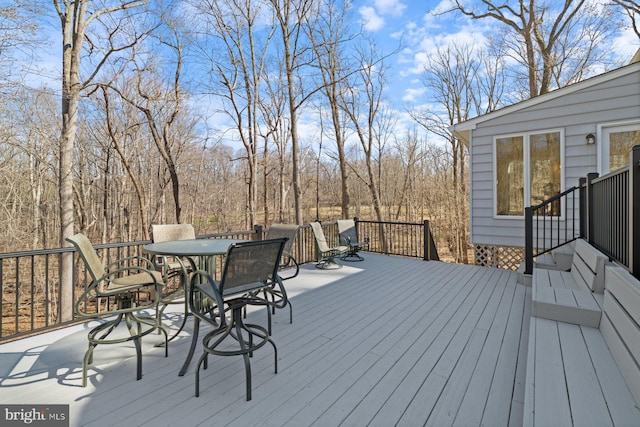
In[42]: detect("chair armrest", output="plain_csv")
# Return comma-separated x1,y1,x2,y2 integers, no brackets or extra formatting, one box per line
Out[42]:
340,236,351,246
154,254,198,270
268,275,288,309
103,264,159,281
107,255,156,271
153,255,192,281
189,270,225,322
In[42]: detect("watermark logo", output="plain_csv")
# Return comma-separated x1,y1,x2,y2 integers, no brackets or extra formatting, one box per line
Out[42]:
1,405,69,426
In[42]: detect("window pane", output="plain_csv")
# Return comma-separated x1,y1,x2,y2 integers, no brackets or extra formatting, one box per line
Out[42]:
496,136,524,216
610,130,640,171
530,132,561,215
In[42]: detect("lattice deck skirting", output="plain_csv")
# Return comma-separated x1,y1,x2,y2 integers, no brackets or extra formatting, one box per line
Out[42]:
474,245,524,271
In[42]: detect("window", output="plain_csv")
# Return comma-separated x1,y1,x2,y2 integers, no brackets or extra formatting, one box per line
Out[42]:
601,123,640,173
530,132,561,209
495,130,563,217
496,136,524,216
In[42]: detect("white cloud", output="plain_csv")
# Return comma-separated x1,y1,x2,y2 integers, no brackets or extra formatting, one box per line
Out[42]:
359,6,385,32
390,30,404,40
431,0,457,15
402,87,427,103
395,9,490,78
374,0,407,17
611,27,640,65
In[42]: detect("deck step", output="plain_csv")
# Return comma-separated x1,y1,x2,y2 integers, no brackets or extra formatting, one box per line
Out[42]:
532,269,602,327
532,285,602,327
534,244,574,271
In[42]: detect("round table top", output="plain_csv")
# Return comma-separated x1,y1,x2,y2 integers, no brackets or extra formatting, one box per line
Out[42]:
143,238,248,256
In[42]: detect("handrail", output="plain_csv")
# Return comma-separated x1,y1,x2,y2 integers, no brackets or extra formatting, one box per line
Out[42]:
524,144,640,279
524,185,579,275
0,222,438,342
588,166,630,267
534,185,579,208
0,230,258,343
356,219,439,260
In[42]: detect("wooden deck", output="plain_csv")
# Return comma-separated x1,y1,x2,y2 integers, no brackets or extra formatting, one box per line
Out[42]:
0,254,530,426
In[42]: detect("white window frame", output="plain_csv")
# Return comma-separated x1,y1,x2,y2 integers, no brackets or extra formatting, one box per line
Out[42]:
597,120,640,175
493,128,565,219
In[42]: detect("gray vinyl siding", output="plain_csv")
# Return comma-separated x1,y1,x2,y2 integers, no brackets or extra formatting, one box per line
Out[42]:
468,65,640,248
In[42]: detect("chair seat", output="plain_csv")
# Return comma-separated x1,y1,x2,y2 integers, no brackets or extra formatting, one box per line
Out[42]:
349,241,368,249
106,270,164,294
165,259,196,271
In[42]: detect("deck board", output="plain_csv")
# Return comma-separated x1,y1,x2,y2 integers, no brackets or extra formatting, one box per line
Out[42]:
0,254,530,427
454,270,521,426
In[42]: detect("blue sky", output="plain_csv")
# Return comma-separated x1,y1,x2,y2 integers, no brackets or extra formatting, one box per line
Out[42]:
357,0,639,110
17,0,640,149
358,0,492,108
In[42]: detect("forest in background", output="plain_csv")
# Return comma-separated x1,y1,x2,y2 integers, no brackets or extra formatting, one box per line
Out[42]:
0,0,637,267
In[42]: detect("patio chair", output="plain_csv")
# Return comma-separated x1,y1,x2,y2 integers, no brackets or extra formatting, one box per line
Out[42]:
309,222,348,269
265,223,300,280
337,219,369,261
66,233,168,387
151,224,197,339
189,238,287,401
151,223,197,272
247,224,299,329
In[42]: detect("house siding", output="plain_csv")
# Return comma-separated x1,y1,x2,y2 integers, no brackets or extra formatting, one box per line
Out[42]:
468,65,640,248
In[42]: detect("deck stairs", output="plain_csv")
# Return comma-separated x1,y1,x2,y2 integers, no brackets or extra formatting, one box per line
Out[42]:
518,241,575,286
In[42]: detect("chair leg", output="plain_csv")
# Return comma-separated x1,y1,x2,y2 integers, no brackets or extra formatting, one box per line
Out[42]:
154,316,169,357
82,344,95,387
157,273,190,342
82,314,123,386
134,335,142,381
316,256,342,269
195,304,276,400
179,317,200,376
195,351,206,398
233,310,253,401
243,351,252,401
80,310,166,387
342,250,364,261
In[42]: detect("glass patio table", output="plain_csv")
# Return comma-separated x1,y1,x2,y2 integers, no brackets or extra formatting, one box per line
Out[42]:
143,238,247,376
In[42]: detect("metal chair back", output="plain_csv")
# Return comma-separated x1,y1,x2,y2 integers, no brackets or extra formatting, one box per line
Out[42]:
337,219,358,245
66,233,107,286
219,239,287,297
309,222,331,253
265,224,299,254
151,224,195,242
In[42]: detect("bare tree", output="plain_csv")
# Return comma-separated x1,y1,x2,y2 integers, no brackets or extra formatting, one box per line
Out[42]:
98,85,154,238
339,43,389,238
268,0,316,225
0,1,39,85
55,0,148,320
448,0,616,98
392,129,424,221
612,0,640,38
259,64,293,224
104,9,194,226
306,0,355,219
194,0,274,228
412,43,504,262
